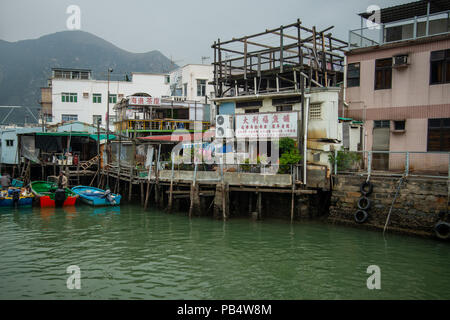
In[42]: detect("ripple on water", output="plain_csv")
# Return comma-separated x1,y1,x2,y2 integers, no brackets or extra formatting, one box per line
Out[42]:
0,205,450,299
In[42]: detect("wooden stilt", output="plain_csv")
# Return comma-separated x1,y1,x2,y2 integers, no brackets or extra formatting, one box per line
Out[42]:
291,169,296,222
168,154,175,212
140,182,144,206
257,191,262,219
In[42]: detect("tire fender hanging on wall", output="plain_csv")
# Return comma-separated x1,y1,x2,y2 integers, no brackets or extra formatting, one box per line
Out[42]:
357,196,371,210
434,221,450,240
360,181,373,196
354,210,368,224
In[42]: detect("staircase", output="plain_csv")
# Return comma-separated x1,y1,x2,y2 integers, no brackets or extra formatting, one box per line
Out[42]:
20,159,31,183
80,155,100,171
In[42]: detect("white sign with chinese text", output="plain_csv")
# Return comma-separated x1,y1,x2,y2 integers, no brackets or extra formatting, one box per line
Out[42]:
128,96,161,106
235,112,298,138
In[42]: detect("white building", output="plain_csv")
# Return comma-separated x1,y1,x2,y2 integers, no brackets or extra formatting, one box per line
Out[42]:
169,64,215,121
47,68,171,131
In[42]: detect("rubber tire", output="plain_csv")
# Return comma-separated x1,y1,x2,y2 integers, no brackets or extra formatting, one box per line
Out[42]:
360,181,373,196
434,221,450,240
354,210,368,224
357,196,371,210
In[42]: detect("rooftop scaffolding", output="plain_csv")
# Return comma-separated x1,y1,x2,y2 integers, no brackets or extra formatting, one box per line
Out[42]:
211,19,348,98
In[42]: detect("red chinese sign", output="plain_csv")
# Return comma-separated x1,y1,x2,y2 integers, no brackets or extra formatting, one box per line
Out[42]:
128,96,161,106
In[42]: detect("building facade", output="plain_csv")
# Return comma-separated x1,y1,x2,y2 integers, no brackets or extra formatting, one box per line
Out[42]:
345,0,450,172
44,68,171,131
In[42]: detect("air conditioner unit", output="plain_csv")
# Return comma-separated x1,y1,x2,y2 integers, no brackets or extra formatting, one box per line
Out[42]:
215,114,234,138
83,92,89,98
393,54,409,68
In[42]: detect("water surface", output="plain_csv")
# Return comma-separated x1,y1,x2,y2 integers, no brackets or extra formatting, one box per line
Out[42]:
0,204,449,299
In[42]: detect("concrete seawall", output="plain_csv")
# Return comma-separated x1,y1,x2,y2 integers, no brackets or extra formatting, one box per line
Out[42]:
329,174,449,237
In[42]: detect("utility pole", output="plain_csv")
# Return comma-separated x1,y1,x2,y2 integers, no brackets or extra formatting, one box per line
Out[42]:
106,68,113,165
97,117,100,187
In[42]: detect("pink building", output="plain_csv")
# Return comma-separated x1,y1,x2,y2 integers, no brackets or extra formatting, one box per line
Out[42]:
345,0,450,174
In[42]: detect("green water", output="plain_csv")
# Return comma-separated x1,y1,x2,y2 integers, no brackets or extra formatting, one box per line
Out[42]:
0,204,449,300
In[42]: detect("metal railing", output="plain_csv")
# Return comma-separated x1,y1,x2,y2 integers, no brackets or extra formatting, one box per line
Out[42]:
332,150,450,179
349,10,450,50
114,119,210,132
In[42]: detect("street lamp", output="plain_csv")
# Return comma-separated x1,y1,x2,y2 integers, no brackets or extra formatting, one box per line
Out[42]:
106,68,113,165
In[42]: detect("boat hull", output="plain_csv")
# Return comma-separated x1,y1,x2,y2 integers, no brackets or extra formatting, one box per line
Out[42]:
72,186,121,207
0,196,33,207
39,195,78,208
30,181,78,207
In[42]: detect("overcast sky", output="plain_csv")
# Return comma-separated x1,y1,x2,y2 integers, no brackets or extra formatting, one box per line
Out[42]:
0,0,411,65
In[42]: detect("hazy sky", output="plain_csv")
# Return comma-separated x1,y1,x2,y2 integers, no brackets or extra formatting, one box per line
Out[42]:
0,0,411,64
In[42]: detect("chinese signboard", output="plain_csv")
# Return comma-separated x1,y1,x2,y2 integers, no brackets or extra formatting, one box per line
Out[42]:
235,112,298,138
128,96,161,106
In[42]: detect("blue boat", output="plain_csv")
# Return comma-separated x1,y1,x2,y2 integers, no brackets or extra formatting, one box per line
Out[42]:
0,188,34,208
71,186,121,206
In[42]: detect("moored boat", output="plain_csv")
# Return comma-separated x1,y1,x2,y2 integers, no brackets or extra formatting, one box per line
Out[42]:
71,186,121,206
30,181,78,207
0,187,34,208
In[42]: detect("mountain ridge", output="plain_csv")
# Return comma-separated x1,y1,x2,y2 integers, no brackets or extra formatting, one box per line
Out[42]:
0,30,176,115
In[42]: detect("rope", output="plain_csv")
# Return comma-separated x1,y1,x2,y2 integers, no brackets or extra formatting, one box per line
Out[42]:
383,174,406,235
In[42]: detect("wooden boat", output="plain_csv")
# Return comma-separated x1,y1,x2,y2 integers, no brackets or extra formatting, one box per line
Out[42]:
71,186,121,207
0,187,34,207
30,181,78,207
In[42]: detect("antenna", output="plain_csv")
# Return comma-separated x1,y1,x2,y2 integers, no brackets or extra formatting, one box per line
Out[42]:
170,55,183,68
201,56,210,64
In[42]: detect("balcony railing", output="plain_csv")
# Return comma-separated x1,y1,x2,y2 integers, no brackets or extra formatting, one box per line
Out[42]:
349,10,450,50
114,119,210,132
331,150,450,179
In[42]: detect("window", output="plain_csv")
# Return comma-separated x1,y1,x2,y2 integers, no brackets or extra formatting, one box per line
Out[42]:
62,114,78,122
309,103,322,120
276,105,293,112
6,140,14,147
375,58,392,90
393,120,406,131
236,100,263,108
45,114,53,122
430,49,450,85
244,109,259,114
109,94,117,104
93,94,102,103
347,63,360,87
197,79,207,97
93,115,102,124
165,75,170,84
183,83,188,96
428,118,450,151
61,93,77,103
108,115,117,123
272,96,302,105
374,120,390,128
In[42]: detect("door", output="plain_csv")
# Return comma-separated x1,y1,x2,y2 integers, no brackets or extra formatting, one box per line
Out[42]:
372,120,390,170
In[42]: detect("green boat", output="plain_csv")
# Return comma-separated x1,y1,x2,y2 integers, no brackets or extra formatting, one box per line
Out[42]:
30,181,78,207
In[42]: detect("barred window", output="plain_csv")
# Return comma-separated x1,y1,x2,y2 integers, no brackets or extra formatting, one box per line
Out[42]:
309,103,322,120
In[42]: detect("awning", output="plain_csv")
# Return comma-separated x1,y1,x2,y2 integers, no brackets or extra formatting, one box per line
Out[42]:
34,132,116,140
138,130,215,142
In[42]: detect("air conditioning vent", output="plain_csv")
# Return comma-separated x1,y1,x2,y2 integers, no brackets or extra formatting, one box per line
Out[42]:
215,115,234,138
393,54,409,68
